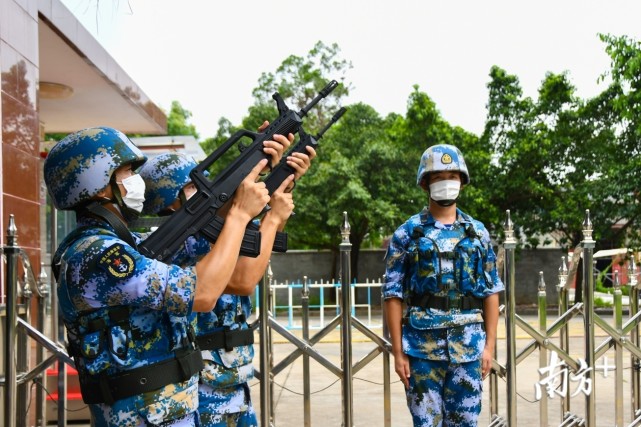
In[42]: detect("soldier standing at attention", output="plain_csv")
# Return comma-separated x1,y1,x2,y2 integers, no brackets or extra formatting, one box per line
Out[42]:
44,127,281,426
383,144,503,427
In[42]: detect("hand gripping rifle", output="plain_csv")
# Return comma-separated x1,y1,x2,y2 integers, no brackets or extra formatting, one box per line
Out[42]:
138,80,339,262
263,106,347,194
239,106,347,251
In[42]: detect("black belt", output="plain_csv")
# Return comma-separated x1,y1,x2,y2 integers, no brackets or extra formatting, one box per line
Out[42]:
409,294,484,311
196,328,255,352
79,348,203,405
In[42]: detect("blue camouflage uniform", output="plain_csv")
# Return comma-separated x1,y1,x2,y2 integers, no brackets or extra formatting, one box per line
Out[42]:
383,207,504,427
138,152,260,426
171,239,257,427
172,238,258,427
44,127,214,426
54,217,203,427
194,295,257,427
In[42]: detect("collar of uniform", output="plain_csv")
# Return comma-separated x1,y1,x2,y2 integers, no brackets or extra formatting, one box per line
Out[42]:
456,209,473,225
420,207,472,226
77,216,143,245
77,215,111,229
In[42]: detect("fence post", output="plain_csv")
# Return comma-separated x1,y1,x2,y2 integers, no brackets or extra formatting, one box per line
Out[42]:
381,274,392,427
259,262,274,426
302,276,311,427
503,210,518,426
17,259,33,427
339,212,354,427
35,264,49,427
614,271,624,426
50,204,68,426
581,209,596,427
538,271,548,427
630,257,640,419
3,215,19,427
557,256,571,418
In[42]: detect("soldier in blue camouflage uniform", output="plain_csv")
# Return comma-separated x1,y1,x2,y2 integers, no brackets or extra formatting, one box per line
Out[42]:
383,144,503,427
44,127,274,427
139,146,314,427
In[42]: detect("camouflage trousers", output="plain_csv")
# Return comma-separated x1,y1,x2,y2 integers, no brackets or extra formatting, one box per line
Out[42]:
406,356,482,427
89,407,200,427
198,382,257,427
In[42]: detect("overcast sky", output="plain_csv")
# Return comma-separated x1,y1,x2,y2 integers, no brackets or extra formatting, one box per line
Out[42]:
61,0,641,140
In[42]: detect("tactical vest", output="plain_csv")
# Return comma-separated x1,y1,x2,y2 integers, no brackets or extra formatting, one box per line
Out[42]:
406,222,492,310
196,296,254,352
55,225,203,405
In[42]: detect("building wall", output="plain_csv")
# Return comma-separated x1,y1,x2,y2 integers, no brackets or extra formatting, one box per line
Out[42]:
0,1,42,423
1,0,42,299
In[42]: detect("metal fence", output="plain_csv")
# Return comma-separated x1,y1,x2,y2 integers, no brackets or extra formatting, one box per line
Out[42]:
488,209,641,427
0,215,72,427
3,209,641,426
260,278,383,330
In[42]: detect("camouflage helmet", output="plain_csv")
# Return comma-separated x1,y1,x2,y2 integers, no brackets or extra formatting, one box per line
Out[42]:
138,153,198,215
44,127,147,210
416,144,470,187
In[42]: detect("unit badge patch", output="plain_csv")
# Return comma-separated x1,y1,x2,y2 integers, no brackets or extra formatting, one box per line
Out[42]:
98,244,135,279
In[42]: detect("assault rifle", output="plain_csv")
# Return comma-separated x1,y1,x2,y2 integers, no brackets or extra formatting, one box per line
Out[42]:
138,80,339,262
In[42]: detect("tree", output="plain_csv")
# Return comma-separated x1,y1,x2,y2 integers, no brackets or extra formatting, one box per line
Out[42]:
167,100,199,139
481,34,641,256
200,41,354,217
482,66,575,247
200,41,356,270
251,41,352,134
288,103,404,279
594,34,641,250
290,87,486,280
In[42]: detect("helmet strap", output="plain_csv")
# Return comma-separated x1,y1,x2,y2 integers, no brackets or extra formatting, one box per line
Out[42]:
110,180,141,222
78,201,138,250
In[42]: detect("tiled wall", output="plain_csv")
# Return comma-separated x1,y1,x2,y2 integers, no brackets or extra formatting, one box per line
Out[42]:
1,0,42,298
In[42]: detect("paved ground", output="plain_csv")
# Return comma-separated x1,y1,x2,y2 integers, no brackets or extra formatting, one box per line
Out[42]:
45,311,639,426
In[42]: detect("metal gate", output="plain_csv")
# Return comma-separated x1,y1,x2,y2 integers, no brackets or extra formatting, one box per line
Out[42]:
3,209,641,426
489,209,641,426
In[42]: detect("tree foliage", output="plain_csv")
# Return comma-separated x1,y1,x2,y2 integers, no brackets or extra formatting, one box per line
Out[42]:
200,41,352,183
481,34,641,252
251,40,352,133
167,100,199,139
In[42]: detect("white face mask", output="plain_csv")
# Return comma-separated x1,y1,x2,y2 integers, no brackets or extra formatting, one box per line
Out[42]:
429,180,460,206
118,174,146,213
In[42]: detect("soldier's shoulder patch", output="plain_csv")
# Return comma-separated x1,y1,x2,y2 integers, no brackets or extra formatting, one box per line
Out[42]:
97,243,136,279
